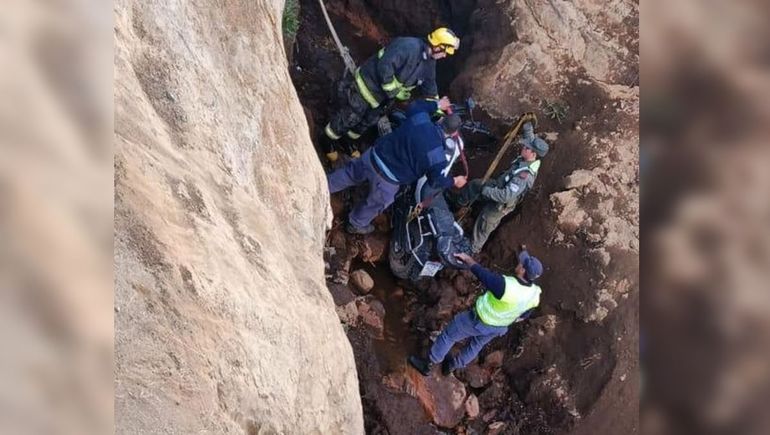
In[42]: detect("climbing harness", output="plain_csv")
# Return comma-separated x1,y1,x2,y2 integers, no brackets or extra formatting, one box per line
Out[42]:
317,0,357,74
456,112,538,223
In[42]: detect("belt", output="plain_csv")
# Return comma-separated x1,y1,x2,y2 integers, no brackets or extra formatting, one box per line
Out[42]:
370,150,399,185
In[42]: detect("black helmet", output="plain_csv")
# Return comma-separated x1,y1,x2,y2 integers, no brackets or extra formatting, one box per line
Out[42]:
441,114,462,135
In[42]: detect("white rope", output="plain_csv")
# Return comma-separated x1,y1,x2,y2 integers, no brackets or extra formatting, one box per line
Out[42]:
317,0,357,74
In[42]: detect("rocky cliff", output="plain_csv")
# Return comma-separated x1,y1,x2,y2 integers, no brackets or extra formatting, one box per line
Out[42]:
114,0,363,432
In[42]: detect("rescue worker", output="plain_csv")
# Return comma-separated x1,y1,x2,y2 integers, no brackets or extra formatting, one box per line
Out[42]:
328,98,467,235
321,27,461,163
449,121,549,252
408,248,543,376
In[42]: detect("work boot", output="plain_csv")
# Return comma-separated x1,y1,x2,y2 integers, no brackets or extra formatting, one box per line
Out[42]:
320,134,340,163
408,355,433,377
441,358,455,376
346,222,374,235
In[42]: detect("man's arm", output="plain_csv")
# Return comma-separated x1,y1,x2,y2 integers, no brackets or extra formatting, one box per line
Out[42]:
470,264,506,299
425,147,454,189
454,253,505,299
521,122,536,142
418,66,438,99
481,171,534,205
377,42,405,98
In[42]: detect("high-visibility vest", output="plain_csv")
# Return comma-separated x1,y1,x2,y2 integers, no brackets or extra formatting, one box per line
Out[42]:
475,276,541,327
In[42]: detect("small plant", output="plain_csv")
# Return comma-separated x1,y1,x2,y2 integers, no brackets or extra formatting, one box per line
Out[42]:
541,100,569,124
282,0,300,40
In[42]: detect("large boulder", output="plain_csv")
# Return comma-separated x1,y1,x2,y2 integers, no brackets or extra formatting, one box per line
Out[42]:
114,0,363,433
407,370,468,428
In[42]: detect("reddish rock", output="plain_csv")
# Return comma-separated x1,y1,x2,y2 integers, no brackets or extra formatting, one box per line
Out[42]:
335,301,358,325
464,394,479,419
407,368,467,428
359,232,388,262
458,364,492,388
381,372,407,393
435,282,458,319
330,195,346,217
482,410,497,422
327,282,356,306
452,272,472,296
488,421,506,435
356,296,385,339
329,228,348,251
350,269,374,294
478,382,507,409
483,350,504,369
372,213,390,232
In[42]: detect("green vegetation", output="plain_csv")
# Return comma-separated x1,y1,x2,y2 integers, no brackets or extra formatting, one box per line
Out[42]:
282,0,300,40
541,100,570,124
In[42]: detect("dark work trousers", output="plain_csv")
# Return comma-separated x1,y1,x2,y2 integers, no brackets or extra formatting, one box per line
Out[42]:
327,149,400,229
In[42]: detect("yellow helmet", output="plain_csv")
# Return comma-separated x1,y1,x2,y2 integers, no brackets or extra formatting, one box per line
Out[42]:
427,27,460,55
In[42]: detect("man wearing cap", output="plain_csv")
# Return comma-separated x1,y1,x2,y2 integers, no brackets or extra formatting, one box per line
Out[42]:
328,97,467,235
449,121,549,252
408,247,544,376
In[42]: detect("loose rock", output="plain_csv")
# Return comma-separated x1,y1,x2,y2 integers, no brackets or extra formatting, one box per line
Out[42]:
483,350,504,369
488,421,506,435
356,296,385,339
335,301,358,325
407,369,467,428
563,169,594,189
350,269,374,294
464,394,479,419
458,364,492,389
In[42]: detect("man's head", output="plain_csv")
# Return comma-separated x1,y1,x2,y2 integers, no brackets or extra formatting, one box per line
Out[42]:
520,136,549,161
515,250,544,283
427,28,460,59
440,113,462,137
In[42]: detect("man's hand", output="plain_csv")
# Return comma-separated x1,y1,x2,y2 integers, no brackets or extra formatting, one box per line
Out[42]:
453,175,467,189
454,252,477,266
438,96,451,112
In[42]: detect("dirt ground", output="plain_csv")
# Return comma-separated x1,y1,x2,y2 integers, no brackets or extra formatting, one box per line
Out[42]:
290,1,638,433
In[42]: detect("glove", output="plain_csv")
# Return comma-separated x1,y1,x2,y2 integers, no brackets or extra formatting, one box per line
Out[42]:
326,151,339,163
395,87,412,101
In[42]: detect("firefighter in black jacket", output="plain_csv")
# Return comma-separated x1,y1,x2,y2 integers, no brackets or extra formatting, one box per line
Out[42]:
321,28,460,163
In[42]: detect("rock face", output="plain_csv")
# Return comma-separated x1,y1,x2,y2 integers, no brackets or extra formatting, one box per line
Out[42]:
114,1,363,433
452,2,639,433
455,0,639,325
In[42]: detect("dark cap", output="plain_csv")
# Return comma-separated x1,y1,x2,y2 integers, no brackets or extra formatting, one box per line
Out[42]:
518,250,544,282
441,114,462,135
520,137,549,157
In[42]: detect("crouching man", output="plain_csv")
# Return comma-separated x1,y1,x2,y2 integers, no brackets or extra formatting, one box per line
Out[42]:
408,248,544,376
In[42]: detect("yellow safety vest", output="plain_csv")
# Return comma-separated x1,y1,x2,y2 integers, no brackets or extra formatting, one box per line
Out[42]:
475,276,541,327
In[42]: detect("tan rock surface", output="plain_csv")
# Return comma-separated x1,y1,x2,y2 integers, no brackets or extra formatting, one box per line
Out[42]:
114,0,363,433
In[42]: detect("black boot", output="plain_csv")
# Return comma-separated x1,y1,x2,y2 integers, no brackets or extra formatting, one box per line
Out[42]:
346,222,374,235
408,355,433,377
441,358,455,376
341,135,361,158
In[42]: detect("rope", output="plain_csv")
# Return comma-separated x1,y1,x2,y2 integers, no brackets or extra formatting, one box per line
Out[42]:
317,0,357,74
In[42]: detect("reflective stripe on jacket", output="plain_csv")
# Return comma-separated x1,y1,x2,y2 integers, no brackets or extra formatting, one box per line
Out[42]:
475,276,541,327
